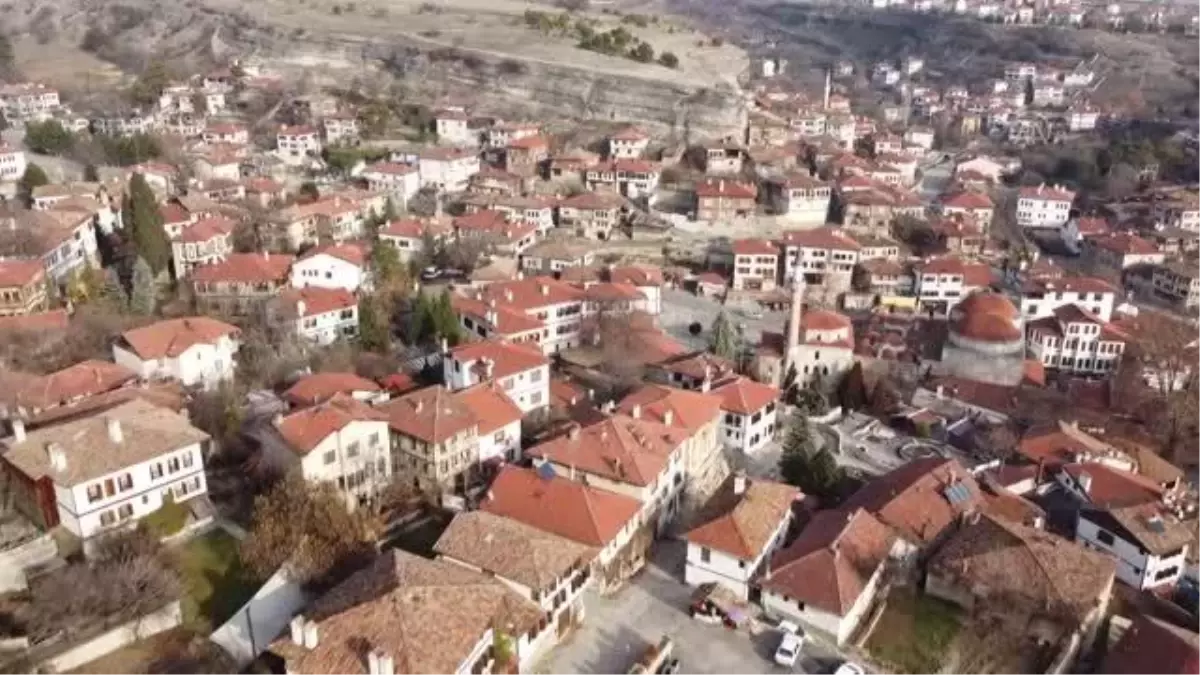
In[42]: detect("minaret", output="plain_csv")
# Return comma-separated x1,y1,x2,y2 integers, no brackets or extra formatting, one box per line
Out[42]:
784,270,806,377
823,69,832,110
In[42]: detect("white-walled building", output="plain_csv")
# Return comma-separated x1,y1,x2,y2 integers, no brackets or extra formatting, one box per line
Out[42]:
361,162,421,205
1026,304,1126,376
914,256,993,316
731,239,780,292
455,384,523,464
0,399,209,541
276,125,322,163
1016,184,1075,229
170,215,234,279
777,227,862,291
0,82,60,122
271,287,359,346
710,376,780,454
684,476,797,600
450,276,589,355
761,508,900,644
290,243,368,293
1076,503,1190,591
1083,232,1167,271
415,147,481,193
0,144,27,182
777,172,832,225
378,218,451,263
112,317,240,389
442,338,550,414
434,108,474,146
274,394,391,507
608,127,650,159
17,209,101,285
1018,276,1118,322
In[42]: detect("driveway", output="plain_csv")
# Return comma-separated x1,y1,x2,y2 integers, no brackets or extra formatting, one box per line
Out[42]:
538,541,842,674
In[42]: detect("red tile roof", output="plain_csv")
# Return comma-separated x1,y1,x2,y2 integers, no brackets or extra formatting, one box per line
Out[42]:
284,372,381,407
710,376,779,415
762,508,896,616
732,238,779,256
1090,232,1160,255
615,384,723,436
918,256,993,286
159,203,192,225
559,191,626,211
276,393,385,454
119,317,239,359
0,259,44,287
379,385,477,443
779,226,863,251
1062,462,1165,508
8,360,136,410
841,457,982,544
950,290,1022,343
0,309,69,334
1102,613,1200,675
1018,184,1075,202
363,161,417,176
298,242,367,267
447,339,549,380
275,287,357,318
191,252,294,284
940,190,994,210
695,178,757,200
526,415,688,487
454,383,522,434
481,465,642,547
1021,275,1116,295
178,215,234,243
685,477,798,560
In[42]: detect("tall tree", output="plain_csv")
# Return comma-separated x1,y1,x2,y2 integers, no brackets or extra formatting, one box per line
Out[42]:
370,242,404,290
836,362,869,411
128,256,157,315
710,310,738,360
358,293,392,353
123,173,170,274
23,119,74,155
778,412,842,500
99,266,129,310
17,163,49,207
433,289,462,345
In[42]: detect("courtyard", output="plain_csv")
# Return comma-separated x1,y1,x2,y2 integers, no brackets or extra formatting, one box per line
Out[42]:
538,541,845,674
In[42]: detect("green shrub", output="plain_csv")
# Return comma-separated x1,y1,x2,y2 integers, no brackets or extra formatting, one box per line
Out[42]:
141,495,189,538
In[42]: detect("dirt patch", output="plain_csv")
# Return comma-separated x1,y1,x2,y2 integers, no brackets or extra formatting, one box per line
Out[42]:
864,586,962,674
11,37,126,92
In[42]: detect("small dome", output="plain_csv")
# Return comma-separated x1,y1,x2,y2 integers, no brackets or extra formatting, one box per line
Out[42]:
951,291,1021,343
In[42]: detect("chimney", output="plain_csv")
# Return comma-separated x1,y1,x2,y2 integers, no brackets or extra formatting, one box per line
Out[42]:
106,418,124,444
631,404,642,419
368,649,395,675
296,300,306,318
733,472,747,496
539,283,549,296
440,337,449,354
482,358,495,380
504,289,514,302
663,409,674,426
46,443,66,473
485,309,498,326
414,400,424,414
302,621,319,649
568,424,580,440
10,418,25,444
263,250,270,260
935,385,944,399
290,615,306,646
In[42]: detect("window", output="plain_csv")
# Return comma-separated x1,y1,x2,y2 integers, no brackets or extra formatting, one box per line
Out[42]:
323,450,337,465
87,483,103,503
1096,529,1115,546
700,547,711,563
347,442,360,458
182,452,194,468
1155,566,1179,581
118,473,133,492
104,479,115,497
369,432,380,447
117,503,134,520
168,457,181,473
100,510,116,527
530,392,543,406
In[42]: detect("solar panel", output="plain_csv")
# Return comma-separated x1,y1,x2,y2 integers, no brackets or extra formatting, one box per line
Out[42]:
1146,517,1166,533
536,462,557,481
943,481,972,506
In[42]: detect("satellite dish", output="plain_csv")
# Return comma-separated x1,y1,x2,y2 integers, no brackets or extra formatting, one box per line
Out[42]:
536,462,557,481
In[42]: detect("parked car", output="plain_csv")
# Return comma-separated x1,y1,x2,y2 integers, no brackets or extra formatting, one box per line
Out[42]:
834,662,866,675
774,632,804,668
658,657,681,674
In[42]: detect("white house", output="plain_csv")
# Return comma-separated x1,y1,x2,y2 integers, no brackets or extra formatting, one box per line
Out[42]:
1018,276,1118,322
434,108,474,146
112,317,240,389
1026,304,1126,376
777,172,832,225
273,394,391,507
710,376,780,454
442,338,550,414
1076,503,1190,591
1017,184,1075,229
450,276,589,355
684,476,797,600
0,144,27,182
1083,232,1167,271
761,508,901,644
415,147,481,193
434,510,592,667
0,399,209,542
170,215,234,279
0,82,60,122
361,162,421,205
454,384,523,464
276,125,322,163
914,256,993,316
903,127,935,151
378,218,450,263
526,415,689,532
18,209,101,285
777,227,862,292
290,243,368,293
271,287,359,346
608,127,650,159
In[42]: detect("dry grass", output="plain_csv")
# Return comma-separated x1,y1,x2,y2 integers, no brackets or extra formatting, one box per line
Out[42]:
864,587,962,674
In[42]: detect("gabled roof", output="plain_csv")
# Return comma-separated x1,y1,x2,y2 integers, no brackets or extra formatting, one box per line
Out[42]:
709,376,779,416
5,360,136,411
1062,462,1165,508
447,339,549,380
615,384,723,435
526,415,687,487
0,259,44,287
270,549,541,675
178,215,235,243
191,252,294,284
732,238,779,256
284,372,381,407
841,456,982,545
940,190,995,210
918,256,993,286
481,465,641,548
434,510,595,592
297,242,367,267
695,179,757,200
761,508,896,616
454,384,522,435
928,513,1114,623
118,317,239,359
685,476,798,560
779,226,862,251
1090,232,1160,256
379,385,477,444
276,393,386,454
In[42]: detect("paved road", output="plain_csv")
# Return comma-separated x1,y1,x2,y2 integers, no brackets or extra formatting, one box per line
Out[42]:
539,541,844,675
